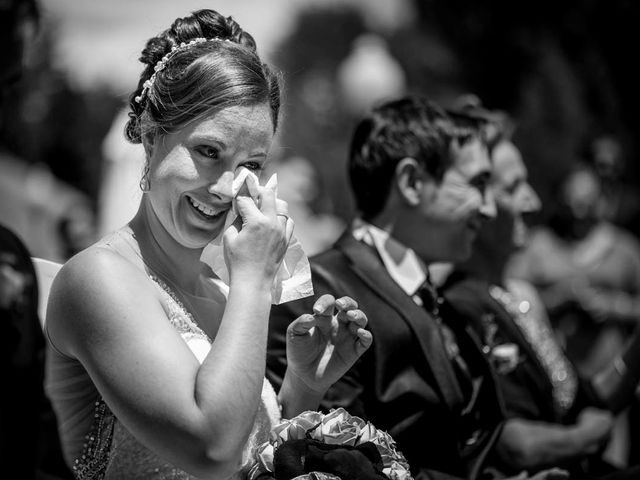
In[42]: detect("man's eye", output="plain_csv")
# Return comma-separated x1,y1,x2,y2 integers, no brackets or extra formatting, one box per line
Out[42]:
505,180,522,195
471,178,488,194
196,146,220,159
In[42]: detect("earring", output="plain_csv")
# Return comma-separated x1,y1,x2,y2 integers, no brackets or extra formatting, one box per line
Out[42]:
140,161,151,193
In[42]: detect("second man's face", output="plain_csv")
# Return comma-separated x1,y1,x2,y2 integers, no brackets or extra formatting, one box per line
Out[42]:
414,136,495,263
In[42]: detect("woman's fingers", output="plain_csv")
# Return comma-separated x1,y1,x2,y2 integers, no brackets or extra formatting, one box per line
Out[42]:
234,195,262,224
283,217,294,244
288,313,317,336
335,296,358,312
344,309,368,329
355,328,373,354
257,186,277,219
275,198,293,242
313,294,337,317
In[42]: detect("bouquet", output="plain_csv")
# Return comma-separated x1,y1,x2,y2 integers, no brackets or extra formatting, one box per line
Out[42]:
248,408,413,480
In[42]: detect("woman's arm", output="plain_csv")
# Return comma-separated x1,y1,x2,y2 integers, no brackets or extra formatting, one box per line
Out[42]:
496,410,613,471
48,194,287,479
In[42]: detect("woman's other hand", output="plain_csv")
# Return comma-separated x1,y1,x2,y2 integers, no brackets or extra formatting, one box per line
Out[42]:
285,294,372,395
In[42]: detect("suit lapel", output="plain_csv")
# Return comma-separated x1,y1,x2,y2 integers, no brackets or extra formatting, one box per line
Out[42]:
335,233,465,410
489,294,556,400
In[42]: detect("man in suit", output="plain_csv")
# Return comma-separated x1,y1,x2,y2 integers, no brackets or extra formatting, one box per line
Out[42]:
267,96,505,479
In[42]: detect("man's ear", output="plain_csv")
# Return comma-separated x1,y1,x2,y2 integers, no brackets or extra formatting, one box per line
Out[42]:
395,157,428,206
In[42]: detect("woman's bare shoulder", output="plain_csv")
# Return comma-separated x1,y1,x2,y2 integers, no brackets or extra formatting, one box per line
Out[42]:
56,244,146,295
47,244,157,354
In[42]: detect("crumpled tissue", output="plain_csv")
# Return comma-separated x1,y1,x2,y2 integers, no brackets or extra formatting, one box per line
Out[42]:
200,168,314,305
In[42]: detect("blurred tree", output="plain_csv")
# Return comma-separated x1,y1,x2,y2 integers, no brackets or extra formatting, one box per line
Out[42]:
0,18,121,260
405,0,640,221
272,6,368,222
0,20,121,205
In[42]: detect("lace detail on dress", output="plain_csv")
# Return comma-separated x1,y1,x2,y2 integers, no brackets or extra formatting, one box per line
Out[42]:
489,284,578,414
148,274,212,344
72,399,116,480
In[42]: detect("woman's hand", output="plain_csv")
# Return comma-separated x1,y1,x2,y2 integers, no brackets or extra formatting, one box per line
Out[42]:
223,187,293,286
285,294,372,395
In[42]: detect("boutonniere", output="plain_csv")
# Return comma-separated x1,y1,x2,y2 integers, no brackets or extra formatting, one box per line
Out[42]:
490,343,520,374
480,314,520,374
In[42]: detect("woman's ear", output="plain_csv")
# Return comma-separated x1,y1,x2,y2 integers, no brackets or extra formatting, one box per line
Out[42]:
395,157,427,206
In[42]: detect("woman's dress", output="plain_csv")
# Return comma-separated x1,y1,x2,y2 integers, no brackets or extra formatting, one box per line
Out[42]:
45,230,281,479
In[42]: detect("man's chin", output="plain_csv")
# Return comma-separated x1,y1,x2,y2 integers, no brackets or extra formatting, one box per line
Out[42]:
444,243,473,264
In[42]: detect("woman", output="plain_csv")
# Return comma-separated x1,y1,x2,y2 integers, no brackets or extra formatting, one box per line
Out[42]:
45,9,372,479
442,112,640,478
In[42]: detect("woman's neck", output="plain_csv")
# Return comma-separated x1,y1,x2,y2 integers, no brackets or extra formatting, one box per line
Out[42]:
129,197,204,293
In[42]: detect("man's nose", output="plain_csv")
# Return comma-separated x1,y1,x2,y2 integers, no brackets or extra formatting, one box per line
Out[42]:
521,183,541,213
479,188,497,220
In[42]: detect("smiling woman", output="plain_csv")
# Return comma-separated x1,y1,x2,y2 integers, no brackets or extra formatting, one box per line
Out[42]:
43,8,372,480
144,104,274,249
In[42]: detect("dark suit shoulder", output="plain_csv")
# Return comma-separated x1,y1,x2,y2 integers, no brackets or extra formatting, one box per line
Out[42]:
442,272,494,334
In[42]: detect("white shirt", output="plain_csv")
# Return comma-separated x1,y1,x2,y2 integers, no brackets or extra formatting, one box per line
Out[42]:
351,219,428,305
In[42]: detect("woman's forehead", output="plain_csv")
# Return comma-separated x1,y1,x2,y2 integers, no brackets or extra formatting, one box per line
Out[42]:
183,104,275,146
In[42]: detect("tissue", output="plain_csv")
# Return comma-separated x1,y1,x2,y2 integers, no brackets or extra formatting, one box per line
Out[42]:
200,168,314,305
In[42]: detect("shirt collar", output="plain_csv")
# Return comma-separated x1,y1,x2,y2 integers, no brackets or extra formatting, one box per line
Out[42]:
352,219,428,296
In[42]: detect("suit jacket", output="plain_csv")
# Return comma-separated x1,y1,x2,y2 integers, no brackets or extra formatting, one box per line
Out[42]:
267,232,504,480
442,271,600,426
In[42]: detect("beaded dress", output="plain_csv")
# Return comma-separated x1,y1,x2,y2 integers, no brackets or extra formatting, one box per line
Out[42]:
45,230,281,479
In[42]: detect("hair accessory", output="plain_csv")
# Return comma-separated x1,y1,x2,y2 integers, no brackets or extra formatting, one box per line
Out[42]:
134,37,226,104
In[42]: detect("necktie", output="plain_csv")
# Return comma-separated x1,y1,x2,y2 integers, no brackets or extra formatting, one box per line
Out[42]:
416,281,473,396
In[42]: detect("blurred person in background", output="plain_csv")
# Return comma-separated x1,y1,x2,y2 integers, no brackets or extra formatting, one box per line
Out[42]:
587,134,640,239
0,0,72,477
268,95,567,480
443,102,640,479
1,0,97,264
45,9,370,479
273,155,344,256
507,164,640,378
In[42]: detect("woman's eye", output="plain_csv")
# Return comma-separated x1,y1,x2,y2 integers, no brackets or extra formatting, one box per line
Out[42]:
243,161,263,172
196,146,220,159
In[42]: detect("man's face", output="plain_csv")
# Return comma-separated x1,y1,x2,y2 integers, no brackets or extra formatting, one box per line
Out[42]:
476,141,541,255
412,136,495,263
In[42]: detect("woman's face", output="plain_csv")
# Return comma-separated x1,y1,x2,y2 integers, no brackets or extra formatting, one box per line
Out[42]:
484,141,541,252
145,103,274,248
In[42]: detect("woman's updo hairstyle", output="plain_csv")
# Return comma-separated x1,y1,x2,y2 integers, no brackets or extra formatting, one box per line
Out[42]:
125,9,281,144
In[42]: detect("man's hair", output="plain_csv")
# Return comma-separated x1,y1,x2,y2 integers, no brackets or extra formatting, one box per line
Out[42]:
447,93,516,153
349,95,487,220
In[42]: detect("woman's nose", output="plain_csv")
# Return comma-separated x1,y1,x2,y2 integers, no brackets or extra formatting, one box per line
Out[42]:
207,170,235,201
